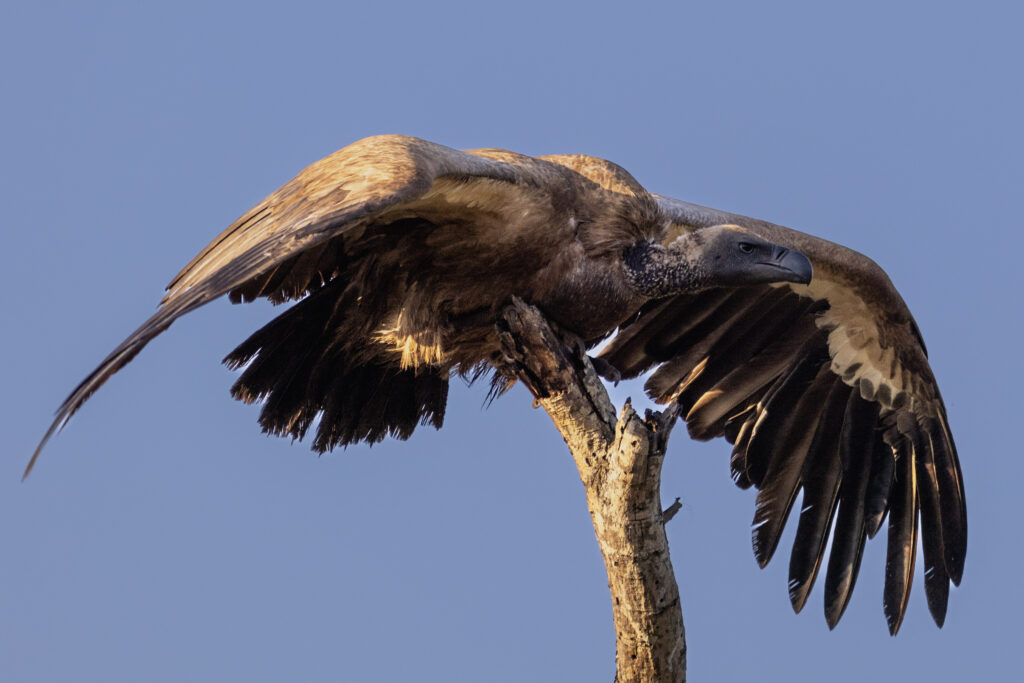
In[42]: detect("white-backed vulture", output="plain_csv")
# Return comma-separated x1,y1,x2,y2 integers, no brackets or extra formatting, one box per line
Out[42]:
29,135,964,635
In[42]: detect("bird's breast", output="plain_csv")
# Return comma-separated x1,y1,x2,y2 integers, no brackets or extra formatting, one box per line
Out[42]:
538,256,645,343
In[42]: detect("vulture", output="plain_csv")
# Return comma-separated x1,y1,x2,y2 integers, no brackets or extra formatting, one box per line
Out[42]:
29,134,964,635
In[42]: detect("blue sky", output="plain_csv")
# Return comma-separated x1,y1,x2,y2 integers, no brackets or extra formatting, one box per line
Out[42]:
2,1,1021,681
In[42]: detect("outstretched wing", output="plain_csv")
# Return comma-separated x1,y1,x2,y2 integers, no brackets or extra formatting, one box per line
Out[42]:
600,196,965,634
28,135,571,476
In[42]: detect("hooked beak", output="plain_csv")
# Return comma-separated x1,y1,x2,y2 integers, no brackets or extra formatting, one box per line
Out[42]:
763,246,813,285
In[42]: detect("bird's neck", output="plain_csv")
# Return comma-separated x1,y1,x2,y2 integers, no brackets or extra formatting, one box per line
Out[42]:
622,240,707,298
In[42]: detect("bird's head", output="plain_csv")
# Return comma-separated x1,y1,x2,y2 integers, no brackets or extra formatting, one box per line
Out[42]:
670,224,813,288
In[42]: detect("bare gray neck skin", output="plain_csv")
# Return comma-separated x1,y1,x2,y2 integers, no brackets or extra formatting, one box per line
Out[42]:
622,240,707,298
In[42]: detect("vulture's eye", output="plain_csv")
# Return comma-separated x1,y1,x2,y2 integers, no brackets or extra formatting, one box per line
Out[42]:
738,242,755,254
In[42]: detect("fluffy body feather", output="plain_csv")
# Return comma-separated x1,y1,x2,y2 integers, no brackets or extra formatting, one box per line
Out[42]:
31,135,964,635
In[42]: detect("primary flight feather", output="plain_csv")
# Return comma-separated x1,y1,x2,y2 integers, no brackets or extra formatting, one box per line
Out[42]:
30,135,963,634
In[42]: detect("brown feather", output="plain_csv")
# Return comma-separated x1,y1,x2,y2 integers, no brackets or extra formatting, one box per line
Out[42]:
823,392,880,629
730,416,756,489
883,426,919,635
751,365,835,567
787,380,852,613
744,334,830,487
863,429,895,539
677,292,822,409
930,410,967,584
672,311,822,438
643,287,766,372
913,421,950,627
607,290,731,378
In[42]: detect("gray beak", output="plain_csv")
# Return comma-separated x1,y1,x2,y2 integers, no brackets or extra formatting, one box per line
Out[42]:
767,246,813,284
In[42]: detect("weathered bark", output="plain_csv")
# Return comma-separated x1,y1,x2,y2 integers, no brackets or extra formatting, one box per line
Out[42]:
498,300,686,683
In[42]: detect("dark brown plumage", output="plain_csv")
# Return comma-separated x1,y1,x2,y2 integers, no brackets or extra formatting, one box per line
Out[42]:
30,134,963,635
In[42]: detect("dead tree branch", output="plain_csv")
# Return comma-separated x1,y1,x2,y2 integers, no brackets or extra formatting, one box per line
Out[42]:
498,299,686,683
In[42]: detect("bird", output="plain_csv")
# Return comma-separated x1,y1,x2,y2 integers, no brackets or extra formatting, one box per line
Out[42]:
29,134,964,635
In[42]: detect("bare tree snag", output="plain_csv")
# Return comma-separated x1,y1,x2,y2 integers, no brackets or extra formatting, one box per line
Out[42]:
498,299,686,683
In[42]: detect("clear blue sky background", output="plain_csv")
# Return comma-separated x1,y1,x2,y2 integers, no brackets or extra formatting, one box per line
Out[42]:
2,2,1020,681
